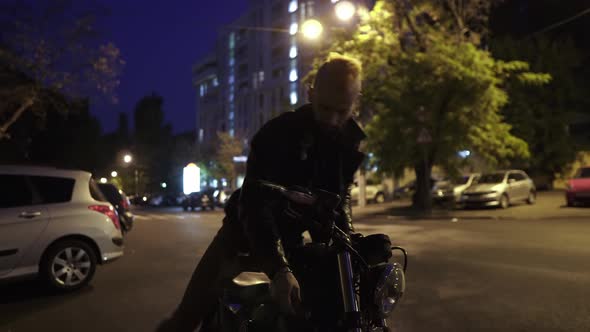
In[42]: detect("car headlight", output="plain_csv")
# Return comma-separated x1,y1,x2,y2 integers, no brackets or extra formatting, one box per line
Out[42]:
373,263,405,318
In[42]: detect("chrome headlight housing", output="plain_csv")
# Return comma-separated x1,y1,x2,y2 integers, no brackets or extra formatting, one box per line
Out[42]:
373,262,406,318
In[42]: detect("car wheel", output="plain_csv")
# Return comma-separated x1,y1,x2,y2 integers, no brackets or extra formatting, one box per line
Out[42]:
499,194,510,209
374,192,386,204
40,239,97,292
526,191,536,205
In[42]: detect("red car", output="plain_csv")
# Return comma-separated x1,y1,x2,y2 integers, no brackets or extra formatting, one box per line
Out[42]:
566,166,590,206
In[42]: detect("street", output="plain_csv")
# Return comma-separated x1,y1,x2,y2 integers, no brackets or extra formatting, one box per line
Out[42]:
1,193,589,332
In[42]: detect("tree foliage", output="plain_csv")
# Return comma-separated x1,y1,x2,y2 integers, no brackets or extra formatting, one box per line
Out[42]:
491,36,587,181
0,0,124,139
210,132,243,188
309,0,548,210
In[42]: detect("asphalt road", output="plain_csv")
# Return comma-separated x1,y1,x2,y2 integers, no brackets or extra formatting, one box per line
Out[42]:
0,195,589,332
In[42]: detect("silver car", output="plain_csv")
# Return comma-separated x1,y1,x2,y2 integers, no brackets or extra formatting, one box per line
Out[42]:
461,170,536,209
0,166,124,291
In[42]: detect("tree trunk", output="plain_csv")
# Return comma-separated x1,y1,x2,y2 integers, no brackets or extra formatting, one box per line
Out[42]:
413,158,432,212
358,169,367,208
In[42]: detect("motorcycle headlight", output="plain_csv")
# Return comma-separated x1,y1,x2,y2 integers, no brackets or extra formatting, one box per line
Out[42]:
373,263,406,318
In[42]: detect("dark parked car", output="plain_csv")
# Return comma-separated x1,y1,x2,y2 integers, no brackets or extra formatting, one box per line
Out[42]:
98,183,134,233
182,188,216,211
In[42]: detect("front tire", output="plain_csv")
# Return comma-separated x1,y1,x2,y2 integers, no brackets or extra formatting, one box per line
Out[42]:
526,191,536,205
40,239,98,292
499,194,510,209
375,192,386,204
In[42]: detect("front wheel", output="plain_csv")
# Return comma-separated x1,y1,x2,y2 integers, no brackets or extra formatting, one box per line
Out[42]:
499,194,510,209
40,239,98,292
375,192,386,204
526,191,536,205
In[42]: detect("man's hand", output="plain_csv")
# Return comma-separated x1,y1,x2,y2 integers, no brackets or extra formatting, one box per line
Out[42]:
270,268,301,315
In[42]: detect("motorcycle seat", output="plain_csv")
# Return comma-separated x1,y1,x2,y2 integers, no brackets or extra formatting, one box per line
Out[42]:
232,272,270,287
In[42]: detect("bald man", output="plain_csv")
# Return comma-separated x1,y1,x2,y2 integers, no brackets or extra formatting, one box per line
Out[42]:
157,54,366,331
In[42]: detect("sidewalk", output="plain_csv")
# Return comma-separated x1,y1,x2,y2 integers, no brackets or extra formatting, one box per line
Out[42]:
352,191,590,221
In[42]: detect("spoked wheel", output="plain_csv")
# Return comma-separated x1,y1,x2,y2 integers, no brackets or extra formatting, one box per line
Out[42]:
41,239,97,291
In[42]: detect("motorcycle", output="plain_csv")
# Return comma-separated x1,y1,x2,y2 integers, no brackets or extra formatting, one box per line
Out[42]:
202,181,408,332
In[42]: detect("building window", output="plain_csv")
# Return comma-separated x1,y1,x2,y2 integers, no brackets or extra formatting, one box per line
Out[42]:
258,70,265,83
289,23,298,35
252,73,258,89
290,92,298,105
229,129,235,137
288,0,298,13
289,46,297,59
198,128,204,142
289,69,298,82
199,84,205,97
213,77,219,87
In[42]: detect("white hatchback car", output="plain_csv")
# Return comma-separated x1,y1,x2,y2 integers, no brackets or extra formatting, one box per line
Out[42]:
0,166,124,291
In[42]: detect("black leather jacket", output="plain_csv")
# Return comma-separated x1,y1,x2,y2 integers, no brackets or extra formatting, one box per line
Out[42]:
239,104,366,279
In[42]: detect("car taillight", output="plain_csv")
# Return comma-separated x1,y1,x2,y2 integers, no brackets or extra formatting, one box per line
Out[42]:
121,198,130,210
89,205,120,230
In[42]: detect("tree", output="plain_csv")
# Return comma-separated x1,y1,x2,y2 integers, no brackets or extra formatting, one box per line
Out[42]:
132,93,173,194
309,0,548,211
0,0,124,139
491,37,588,185
210,132,243,189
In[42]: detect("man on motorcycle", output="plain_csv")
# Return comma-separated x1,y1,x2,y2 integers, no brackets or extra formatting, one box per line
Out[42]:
157,53,366,331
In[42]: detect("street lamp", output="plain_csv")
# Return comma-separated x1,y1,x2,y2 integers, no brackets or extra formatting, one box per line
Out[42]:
111,171,118,178
123,154,132,164
335,1,356,21
301,19,324,40
100,177,107,184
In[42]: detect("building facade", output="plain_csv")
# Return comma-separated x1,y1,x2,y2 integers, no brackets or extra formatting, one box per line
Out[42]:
194,0,349,152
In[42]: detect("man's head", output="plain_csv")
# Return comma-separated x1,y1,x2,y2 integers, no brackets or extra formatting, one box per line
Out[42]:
309,53,362,132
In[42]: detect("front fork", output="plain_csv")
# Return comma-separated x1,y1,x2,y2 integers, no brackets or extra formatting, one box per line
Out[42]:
337,250,362,332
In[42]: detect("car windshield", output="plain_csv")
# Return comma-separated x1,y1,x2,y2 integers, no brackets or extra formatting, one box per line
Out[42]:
479,173,505,184
575,168,590,178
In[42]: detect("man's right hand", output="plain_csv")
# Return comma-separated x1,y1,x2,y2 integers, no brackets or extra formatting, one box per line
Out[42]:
270,269,301,315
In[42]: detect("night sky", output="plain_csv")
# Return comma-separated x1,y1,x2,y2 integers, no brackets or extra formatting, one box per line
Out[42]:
94,1,248,134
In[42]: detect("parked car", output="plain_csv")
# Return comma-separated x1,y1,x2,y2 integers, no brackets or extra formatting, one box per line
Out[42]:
461,170,536,209
351,180,386,204
182,188,216,211
97,183,134,234
432,174,481,205
566,166,590,206
393,178,440,200
0,166,124,291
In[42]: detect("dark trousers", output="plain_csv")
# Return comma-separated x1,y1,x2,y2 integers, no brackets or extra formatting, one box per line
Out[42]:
156,223,241,332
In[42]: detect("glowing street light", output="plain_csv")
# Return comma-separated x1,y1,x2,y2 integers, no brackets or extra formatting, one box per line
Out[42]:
100,177,107,184
111,171,118,178
301,19,324,40
123,154,132,163
335,1,356,21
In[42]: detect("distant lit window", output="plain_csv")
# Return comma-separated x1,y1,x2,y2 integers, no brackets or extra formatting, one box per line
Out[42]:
198,128,204,142
259,71,265,83
228,75,234,84
229,58,235,66
213,77,219,87
229,32,235,49
290,92,298,105
288,0,298,13
199,84,205,97
289,46,298,59
289,23,298,35
253,73,258,89
229,112,235,120
289,69,298,82
229,129,235,137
